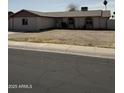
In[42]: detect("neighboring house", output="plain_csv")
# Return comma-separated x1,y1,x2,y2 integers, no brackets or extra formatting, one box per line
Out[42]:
8,11,14,17
9,8,114,31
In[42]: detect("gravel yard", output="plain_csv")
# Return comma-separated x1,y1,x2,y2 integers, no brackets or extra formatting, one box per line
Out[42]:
8,29,115,48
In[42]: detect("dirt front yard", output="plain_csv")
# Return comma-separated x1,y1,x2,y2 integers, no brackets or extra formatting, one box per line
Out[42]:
8,29,115,48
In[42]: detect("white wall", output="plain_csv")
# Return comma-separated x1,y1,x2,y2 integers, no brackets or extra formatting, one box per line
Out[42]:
12,17,38,31
9,16,112,31
9,17,55,31
37,17,55,30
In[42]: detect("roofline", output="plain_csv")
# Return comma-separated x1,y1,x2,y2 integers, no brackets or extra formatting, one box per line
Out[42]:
24,9,109,13
9,9,42,18
9,9,111,18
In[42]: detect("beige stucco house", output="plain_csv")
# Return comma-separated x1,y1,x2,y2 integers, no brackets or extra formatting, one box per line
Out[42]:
9,9,114,31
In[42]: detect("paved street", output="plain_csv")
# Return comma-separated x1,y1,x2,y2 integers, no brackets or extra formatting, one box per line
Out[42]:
8,48,115,93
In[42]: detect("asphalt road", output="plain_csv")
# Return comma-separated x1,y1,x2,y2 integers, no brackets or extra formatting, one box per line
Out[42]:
8,48,115,93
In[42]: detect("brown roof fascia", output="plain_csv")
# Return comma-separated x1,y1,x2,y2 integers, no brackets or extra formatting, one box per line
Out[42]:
10,9,41,17
9,9,54,18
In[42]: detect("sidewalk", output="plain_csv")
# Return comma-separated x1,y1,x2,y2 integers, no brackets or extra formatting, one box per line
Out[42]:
8,41,115,59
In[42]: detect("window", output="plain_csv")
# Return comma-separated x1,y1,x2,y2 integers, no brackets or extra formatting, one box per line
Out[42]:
22,18,28,25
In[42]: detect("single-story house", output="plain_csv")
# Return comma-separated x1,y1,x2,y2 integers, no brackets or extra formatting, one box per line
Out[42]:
9,9,114,31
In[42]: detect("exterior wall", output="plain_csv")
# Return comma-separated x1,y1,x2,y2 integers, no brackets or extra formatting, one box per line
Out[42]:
9,16,111,31
107,19,115,30
8,18,13,30
56,18,69,28
75,18,85,29
92,17,100,29
99,18,108,29
93,17,108,29
9,17,55,31
75,17,101,29
63,17,108,29
55,18,75,28
36,17,55,30
9,17,38,31
74,17,109,29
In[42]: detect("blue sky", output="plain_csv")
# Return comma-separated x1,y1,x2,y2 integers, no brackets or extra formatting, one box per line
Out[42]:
9,0,115,13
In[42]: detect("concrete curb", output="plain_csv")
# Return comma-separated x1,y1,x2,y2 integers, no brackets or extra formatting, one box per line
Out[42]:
8,41,115,59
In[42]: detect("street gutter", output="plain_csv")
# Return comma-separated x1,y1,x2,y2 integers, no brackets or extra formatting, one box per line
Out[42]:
8,41,115,59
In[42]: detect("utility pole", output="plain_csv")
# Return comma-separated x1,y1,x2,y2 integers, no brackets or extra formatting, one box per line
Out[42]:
103,0,108,29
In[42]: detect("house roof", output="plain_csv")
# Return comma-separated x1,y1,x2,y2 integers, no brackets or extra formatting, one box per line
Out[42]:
10,9,111,18
8,11,14,16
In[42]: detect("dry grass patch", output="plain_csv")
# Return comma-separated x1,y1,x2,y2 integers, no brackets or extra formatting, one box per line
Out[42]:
9,29,115,48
